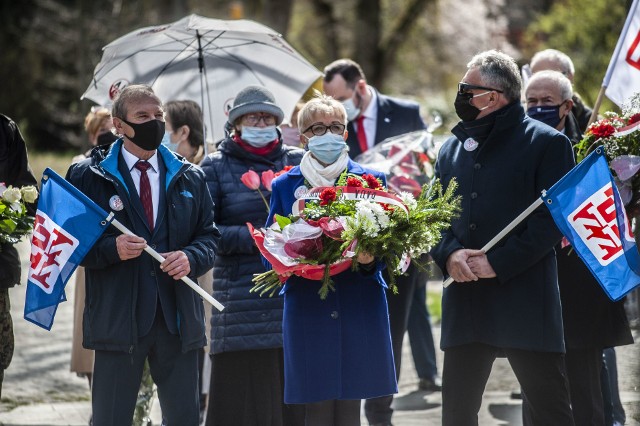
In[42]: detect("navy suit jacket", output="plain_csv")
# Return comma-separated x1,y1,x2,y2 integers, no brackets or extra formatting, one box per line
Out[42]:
346,88,426,158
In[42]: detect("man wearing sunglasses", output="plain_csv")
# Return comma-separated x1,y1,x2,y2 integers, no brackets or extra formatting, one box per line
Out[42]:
430,50,576,426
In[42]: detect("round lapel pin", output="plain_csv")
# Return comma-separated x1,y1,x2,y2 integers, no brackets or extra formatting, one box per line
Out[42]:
109,195,124,211
463,138,479,152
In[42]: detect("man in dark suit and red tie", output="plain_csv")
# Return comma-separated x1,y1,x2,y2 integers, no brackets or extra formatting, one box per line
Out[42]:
322,59,426,158
323,59,437,426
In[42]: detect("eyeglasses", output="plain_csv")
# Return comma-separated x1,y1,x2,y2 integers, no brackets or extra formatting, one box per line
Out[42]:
242,114,276,126
458,83,504,95
302,123,346,136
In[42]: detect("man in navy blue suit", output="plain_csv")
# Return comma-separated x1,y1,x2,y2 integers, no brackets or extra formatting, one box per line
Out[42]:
67,85,219,426
323,59,437,426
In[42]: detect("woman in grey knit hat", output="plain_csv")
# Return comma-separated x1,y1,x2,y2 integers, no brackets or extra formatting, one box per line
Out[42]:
200,85,305,426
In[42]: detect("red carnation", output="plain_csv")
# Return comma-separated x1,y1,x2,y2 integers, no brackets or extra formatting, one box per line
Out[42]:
363,174,381,189
628,113,640,125
319,187,337,206
346,177,363,187
588,122,616,139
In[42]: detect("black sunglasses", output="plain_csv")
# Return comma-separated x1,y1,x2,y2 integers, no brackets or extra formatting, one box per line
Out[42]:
458,82,504,94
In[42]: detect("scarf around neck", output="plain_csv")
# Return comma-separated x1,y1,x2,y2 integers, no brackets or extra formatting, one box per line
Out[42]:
299,150,350,188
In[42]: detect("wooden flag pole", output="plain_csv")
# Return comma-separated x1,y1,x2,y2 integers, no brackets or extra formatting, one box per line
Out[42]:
588,85,608,127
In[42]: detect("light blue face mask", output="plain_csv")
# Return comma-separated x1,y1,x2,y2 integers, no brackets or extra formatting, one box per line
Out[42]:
342,97,361,121
161,131,179,152
241,125,278,147
307,133,347,164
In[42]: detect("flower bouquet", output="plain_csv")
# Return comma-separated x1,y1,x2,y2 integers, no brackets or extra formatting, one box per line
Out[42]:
575,93,640,216
0,183,38,248
249,170,460,299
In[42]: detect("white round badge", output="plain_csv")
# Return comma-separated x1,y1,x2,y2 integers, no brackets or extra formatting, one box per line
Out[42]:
294,186,308,199
463,138,479,152
109,195,124,211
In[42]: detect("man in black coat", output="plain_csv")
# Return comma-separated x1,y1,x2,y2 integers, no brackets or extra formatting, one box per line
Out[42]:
67,85,219,426
430,50,576,426
525,70,634,426
0,114,38,398
323,59,436,426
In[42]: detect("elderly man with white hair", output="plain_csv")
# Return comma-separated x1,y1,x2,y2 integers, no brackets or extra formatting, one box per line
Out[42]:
524,69,635,426
530,48,594,131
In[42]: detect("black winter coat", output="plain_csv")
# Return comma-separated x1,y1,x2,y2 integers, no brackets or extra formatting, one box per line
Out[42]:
66,140,219,353
200,137,304,354
431,103,575,353
0,114,38,289
557,113,633,349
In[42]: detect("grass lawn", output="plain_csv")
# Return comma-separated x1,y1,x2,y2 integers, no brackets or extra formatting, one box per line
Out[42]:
27,150,77,184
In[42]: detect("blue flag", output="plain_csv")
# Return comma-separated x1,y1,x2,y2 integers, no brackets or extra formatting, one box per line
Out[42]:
543,147,640,301
24,168,113,330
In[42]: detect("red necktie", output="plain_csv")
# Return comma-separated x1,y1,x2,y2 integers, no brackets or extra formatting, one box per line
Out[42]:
356,115,368,153
135,161,154,232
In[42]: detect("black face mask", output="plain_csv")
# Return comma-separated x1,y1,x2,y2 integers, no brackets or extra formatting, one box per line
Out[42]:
96,131,118,146
454,92,483,122
120,118,165,151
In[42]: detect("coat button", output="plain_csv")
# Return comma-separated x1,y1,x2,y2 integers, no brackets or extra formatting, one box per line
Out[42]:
150,270,156,276
150,244,156,249
330,311,339,320
471,192,478,199
474,163,481,170
469,223,477,231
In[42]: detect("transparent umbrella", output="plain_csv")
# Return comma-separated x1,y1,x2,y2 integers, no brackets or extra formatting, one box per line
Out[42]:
82,14,322,149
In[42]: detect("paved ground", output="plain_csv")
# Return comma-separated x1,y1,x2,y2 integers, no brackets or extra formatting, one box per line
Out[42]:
1,239,639,425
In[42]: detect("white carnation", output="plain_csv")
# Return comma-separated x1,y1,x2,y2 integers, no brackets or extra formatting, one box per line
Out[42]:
399,192,417,210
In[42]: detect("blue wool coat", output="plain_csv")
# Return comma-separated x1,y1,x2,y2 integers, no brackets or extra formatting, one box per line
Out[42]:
430,103,575,353
266,159,398,404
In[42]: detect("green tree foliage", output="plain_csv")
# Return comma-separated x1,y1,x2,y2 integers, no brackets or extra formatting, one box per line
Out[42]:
522,0,630,110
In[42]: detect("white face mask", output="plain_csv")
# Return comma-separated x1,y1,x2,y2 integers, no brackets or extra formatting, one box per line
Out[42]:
342,97,361,122
241,125,278,147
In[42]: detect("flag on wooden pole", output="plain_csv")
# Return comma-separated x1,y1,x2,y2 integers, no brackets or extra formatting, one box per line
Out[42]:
604,0,640,107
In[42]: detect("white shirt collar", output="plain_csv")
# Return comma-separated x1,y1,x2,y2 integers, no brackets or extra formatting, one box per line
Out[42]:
121,145,159,173
361,85,378,120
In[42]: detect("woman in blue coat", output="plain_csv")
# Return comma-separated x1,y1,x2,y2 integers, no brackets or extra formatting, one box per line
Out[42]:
265,95,397,426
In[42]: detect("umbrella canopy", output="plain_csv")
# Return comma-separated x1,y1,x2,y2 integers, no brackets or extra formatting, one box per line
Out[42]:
82,14,322,143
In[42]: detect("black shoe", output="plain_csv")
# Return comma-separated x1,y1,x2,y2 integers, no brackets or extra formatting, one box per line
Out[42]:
418,375,442,392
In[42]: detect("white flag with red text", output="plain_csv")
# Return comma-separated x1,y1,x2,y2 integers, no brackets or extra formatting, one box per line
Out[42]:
605,0,640,106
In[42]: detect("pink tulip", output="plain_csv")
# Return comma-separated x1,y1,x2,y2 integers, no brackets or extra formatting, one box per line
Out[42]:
241,170,260,190
261,170,276,191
